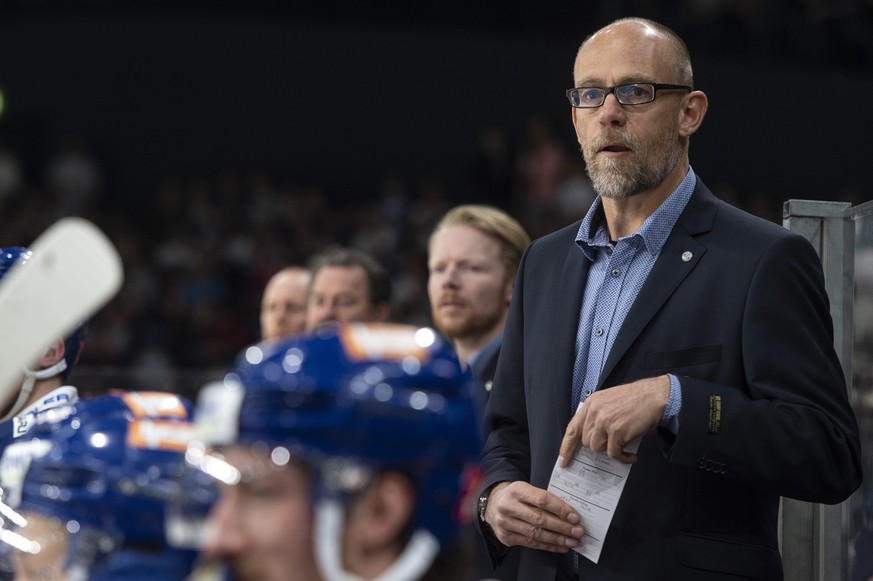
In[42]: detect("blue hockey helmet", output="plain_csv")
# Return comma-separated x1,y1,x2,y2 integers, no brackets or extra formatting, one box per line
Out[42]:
188,323,483,578
58,323,87,381
0,391,200,580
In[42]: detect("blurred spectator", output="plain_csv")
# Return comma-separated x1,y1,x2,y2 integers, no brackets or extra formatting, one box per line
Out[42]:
0,140,23,209
469,125,515,210
408,177,452,253
514,114,569,227
390,251,431,326
43,134,104,217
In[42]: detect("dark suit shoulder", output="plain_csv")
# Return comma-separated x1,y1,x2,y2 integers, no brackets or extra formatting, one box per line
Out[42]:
714,200,792,239
685,179,806,250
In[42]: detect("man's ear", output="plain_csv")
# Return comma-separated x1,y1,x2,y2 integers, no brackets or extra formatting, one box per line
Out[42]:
344,472,415,555
678,90,708,137
38,337,66,370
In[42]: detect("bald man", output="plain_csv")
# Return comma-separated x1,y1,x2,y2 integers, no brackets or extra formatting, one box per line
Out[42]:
260,266,310,341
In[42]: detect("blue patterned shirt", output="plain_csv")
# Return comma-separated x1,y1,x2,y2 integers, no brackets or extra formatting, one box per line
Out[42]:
571,167,697,433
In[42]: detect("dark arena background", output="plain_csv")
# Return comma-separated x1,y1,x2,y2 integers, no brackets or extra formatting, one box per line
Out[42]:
0,0,871,397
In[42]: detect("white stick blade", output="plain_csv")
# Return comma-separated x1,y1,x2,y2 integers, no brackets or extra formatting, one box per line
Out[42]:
0,218,124,403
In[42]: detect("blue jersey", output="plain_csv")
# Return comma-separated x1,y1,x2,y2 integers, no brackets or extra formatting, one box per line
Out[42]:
0,386,79,580
0,386,78,470
91,546,200,581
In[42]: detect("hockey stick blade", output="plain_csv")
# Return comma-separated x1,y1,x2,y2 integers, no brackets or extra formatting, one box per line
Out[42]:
0,217,124,407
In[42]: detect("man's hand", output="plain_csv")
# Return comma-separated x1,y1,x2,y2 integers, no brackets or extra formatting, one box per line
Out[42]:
484,481,584,552
559,375,670,466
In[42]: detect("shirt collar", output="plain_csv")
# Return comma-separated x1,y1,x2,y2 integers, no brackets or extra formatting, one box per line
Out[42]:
575,167,697,260
16,385,79,417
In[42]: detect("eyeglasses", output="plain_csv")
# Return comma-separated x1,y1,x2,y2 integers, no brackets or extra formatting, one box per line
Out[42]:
566,83,691,108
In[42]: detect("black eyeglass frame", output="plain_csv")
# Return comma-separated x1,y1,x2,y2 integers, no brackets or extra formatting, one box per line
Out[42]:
565,83,692,108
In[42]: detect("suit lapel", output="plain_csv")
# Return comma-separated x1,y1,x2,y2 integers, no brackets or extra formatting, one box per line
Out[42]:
553,228,590,424
597,181,719,388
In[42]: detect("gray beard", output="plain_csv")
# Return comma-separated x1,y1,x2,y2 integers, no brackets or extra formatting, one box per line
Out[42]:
582,126,682,200
587,147,679,199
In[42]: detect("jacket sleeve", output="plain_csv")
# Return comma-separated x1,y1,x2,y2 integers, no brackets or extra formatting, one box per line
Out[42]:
477,243,534,562
668,233,862,504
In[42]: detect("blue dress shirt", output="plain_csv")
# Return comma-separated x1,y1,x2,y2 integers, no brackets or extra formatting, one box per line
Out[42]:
571,168,698,433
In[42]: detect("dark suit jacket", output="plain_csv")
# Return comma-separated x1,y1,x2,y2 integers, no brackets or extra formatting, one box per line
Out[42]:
480,179,862,580
468,338,521,581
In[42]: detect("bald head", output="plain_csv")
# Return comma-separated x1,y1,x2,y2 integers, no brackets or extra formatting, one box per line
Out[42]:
260,266,311,341
575,18,693,88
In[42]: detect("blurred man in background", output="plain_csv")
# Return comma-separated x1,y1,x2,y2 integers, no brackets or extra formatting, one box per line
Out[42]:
259,266,311,341
305,246,391,331
427,205,529,400
427,206,529,581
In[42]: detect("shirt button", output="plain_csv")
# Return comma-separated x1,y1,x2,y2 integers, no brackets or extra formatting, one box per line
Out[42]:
611,269,620,277
595,328,604,337
585,389,592,396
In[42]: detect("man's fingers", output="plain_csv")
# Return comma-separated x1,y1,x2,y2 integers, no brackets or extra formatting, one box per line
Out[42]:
606,437,638,464
497,527,582,553
493,508,584,552
559,404,587,467
511,481,579,524
558,425,580,468
490,482,584,551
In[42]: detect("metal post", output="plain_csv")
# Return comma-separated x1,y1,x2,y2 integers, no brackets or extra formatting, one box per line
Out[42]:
782,200,855,581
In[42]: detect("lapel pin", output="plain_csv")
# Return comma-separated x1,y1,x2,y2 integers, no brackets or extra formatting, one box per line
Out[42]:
681,251,693,262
